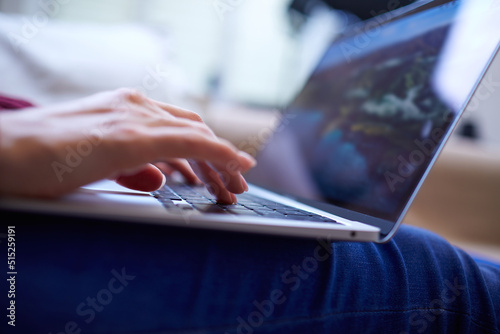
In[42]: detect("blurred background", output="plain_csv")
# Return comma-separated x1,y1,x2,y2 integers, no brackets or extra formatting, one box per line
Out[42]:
1,0,499,145
0,0,347,108
0,0,499,259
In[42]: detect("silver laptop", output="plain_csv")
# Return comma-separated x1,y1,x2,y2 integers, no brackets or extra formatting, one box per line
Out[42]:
2,0,500,242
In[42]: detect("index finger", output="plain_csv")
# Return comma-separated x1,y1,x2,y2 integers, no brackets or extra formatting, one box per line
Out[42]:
150,99,204,123
119,126,256,174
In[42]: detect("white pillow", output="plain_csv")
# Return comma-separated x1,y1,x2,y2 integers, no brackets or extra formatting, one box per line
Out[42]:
0,13,187,105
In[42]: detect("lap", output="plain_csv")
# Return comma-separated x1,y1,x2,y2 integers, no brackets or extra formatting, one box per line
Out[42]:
1,212,499,333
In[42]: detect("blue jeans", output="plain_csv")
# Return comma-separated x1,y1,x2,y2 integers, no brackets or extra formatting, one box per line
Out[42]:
1,213,499,333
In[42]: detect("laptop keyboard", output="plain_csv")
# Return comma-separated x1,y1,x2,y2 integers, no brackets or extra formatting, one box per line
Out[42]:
152,183,340,223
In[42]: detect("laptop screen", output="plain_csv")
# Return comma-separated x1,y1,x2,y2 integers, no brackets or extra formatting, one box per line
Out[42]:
246,0,500,224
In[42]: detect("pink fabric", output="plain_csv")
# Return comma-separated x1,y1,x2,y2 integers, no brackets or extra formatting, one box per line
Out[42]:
0,94,34,110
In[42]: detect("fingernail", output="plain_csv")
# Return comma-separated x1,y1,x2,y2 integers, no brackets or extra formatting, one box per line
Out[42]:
159,173,166,189
240,175,249,192
238,151,257,168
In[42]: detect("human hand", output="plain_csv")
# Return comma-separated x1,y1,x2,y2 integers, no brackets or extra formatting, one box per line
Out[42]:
0,88,256,204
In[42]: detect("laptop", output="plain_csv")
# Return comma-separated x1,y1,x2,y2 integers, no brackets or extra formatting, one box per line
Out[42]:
2,0,499,242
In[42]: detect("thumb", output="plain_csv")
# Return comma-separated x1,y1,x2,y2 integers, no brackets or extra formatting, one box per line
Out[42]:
114,163,166,192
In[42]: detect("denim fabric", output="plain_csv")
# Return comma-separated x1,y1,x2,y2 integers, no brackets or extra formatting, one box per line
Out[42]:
1,213,498,334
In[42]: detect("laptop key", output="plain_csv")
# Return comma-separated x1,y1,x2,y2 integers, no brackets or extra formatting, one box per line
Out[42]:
191,204,229,214
228,208,261,216
157,183,340,223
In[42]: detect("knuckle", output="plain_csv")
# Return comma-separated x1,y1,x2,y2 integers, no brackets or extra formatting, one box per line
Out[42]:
114,121,145,139
180,121,211,137
114,87,145,103
181,131,219,155
184,130,206,145
194,123,212,135
212,141,235,159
